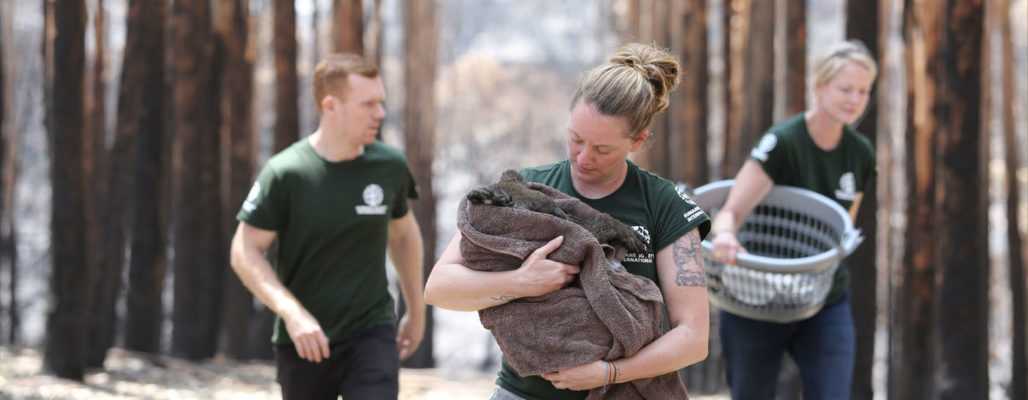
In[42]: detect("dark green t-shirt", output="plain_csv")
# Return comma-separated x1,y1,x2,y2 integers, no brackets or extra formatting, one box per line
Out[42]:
494,160,711,400
237,139,417,345
748,113,875,304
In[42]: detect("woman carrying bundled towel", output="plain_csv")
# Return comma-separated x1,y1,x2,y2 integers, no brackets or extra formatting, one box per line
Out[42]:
710,40,878,400
425,43,712,400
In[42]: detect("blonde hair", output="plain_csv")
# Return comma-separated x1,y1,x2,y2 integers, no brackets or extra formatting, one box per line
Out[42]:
571,43,681,140
812,40,878,88
312,53,379,111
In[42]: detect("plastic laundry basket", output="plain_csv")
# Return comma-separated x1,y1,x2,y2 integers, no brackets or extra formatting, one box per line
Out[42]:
692,180,863,323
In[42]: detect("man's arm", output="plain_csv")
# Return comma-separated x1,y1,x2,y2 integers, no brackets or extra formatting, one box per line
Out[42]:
229,222,331,363
387,210,426,360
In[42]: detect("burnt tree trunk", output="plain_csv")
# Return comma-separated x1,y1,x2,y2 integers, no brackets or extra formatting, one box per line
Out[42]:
0,0,7,345
367,0,383,67
735,0,773,174
215,0,256,360
933,2,987,396
893,4,938,397
640,0,672,177
1001,1,1027,399
333,0,363,54
123,0,168,355
43,0,91,381
170,0,225,361
400,0,438,369
785,0,805,116
273,0,299,152
85,0,129,369
845,1,880,398
669,0,709,188
894,2,988,398
721,0,742,177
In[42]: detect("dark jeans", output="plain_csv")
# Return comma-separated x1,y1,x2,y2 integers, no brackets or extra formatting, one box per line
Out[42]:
720,296,855,400
275,324,399,400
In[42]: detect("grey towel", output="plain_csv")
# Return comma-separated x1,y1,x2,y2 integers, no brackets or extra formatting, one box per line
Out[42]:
458,182,690,399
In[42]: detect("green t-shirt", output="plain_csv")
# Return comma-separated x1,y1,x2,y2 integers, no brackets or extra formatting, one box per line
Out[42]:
748,113,875,304
494,160,711,400
237,139,417,345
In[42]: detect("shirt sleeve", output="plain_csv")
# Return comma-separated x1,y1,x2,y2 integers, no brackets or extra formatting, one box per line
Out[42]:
749,130,787,183
391,163,419,219
237,164,287,231
653,181,712,252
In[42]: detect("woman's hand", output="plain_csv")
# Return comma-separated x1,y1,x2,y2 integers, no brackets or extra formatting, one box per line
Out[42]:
514,236,580,297
711,231,743,265
541,360,611,391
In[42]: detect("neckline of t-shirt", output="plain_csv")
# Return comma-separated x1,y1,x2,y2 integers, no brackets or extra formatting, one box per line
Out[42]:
302,139,368,166
561,159,635,203
800,117,847,155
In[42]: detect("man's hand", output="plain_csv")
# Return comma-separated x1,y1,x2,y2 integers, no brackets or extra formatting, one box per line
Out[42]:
542,360,610,391
396,312,425,360
283,308,330,363
514,236,580,297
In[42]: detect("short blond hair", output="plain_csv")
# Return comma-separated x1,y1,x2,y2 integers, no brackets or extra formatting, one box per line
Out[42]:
312,53,379,111
812,40,878,87
571,43,681,140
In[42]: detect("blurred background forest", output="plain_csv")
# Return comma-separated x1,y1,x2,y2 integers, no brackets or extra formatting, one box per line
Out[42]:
0,0,1026,399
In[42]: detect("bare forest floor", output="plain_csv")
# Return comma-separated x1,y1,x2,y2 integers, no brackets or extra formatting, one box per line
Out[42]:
0,346,729,399
0,346,495,399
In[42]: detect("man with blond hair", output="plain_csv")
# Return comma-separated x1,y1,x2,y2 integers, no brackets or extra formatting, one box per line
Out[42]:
229,53,425,400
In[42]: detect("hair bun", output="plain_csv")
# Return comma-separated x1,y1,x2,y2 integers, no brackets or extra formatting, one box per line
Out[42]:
610,43,680,114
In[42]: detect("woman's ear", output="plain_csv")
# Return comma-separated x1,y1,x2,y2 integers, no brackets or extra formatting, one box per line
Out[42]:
630,129,650,151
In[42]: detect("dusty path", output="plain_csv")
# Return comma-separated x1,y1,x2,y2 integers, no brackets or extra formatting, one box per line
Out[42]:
0,346,726,399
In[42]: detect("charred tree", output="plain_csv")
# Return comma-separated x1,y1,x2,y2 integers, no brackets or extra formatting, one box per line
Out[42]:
122,0,169,355
273,0,299,152
400,0,438,368
669,0,709,188
170,0,225,361
333,0,363,54
215,0,257,360
43,0,92,380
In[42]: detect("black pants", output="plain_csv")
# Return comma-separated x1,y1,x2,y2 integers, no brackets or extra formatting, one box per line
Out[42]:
275,324,399,400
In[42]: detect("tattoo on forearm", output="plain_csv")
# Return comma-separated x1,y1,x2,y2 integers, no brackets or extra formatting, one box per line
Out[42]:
673,232,706,287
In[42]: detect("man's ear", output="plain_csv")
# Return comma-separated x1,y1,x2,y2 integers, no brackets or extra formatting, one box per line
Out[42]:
320,95,337,113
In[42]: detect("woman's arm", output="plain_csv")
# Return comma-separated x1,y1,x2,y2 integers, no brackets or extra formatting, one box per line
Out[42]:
424,232,580,311
710,160,774,264
543,230,709,390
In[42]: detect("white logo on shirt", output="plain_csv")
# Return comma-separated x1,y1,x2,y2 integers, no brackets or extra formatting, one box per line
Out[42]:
674,183,698,206
242,182,261,212
684,208,705,222
624,226,654,264
631,226,651,244
835,172,857,201
750,133,778,162
356,184,388,215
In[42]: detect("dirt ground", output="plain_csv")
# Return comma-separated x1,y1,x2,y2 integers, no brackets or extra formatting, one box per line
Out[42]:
0,346,495,399
0,346,727,399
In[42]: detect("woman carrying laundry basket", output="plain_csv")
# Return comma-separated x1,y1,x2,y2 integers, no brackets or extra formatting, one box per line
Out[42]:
709,40,877,400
